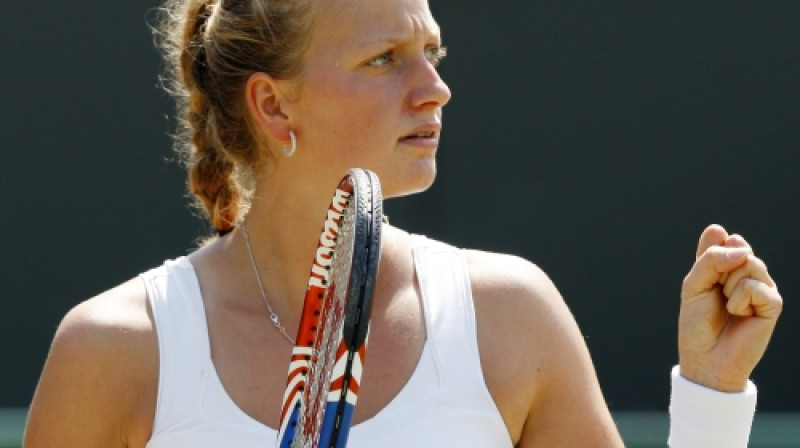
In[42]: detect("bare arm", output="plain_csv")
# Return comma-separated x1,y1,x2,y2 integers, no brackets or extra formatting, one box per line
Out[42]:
467,251,624,447
24,278,158,448
464,224,781,447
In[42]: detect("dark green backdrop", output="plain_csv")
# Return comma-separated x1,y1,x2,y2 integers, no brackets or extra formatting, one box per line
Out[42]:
2,1,798,411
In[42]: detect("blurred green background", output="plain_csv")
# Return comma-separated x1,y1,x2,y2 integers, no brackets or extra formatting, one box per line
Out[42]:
2,409,798,447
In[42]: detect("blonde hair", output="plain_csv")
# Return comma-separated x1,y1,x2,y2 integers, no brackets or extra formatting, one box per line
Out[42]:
156,0,312,234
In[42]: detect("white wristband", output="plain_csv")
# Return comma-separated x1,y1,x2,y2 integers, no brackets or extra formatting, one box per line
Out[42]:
668,365,757,448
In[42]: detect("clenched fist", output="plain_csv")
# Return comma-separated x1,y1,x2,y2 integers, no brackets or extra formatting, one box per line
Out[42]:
679,224,782,392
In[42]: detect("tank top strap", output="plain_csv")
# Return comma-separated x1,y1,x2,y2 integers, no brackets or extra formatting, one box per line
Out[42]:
140,257,213,436
411,235,487,391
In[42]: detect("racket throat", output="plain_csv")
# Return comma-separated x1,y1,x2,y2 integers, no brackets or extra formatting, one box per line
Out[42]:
325,351,359,448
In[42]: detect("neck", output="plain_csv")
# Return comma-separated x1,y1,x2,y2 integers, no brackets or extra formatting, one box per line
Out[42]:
237,170,341,310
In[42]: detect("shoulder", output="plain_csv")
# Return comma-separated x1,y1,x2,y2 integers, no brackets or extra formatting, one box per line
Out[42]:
55,277,155,358
464,249,559,306
54,277,158,403
464,249,571,347
463,249,571,366
393,237,622,445
463,250,602,441
25,277,158,447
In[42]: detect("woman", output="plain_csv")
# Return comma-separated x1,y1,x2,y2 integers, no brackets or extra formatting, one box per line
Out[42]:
24,0,782,446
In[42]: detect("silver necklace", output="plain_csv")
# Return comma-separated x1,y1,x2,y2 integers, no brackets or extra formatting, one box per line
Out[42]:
241,222,296,345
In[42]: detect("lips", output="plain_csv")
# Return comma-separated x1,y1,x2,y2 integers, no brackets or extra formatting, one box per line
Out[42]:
400,124,441,142
406,131,436,138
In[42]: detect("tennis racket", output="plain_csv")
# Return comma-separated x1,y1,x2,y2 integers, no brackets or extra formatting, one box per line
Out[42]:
277,168,383,448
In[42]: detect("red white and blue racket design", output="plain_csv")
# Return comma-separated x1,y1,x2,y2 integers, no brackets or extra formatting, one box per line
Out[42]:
277,168,382,448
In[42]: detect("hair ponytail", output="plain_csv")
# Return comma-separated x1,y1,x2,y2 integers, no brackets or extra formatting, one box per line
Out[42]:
155,0,312,238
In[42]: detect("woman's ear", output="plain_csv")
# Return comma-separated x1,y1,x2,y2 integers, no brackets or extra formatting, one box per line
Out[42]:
245,72,293,145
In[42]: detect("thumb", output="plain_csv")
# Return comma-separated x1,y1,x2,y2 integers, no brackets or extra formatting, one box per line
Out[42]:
695,224,729,259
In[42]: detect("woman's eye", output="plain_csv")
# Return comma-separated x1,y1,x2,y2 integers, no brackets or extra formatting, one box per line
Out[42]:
426,46,448,66
368,52,394,67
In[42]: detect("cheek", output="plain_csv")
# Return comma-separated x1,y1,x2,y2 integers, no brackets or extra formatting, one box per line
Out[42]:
304,80,396,149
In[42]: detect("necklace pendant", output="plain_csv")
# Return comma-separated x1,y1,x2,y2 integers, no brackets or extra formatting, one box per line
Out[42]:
243,222,294,345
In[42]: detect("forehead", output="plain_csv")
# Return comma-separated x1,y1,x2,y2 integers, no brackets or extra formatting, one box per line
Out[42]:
310,0,440,50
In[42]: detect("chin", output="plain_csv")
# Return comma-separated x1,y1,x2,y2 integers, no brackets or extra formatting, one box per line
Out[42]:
381,159,437,199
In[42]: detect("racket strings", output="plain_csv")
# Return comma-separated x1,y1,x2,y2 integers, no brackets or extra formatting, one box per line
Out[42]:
294,198,357,448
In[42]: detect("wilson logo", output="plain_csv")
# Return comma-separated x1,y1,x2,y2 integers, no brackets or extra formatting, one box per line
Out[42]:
308,187,350,289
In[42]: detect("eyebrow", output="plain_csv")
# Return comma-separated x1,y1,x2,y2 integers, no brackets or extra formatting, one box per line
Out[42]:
356,35,442,53
354,21,442,50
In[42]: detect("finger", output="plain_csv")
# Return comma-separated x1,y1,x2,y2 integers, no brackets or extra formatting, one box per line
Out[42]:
722,254,776,299
696,224,729,259
683,246,752,298
720,234,750,284
726,278,783,320
724,233,751,249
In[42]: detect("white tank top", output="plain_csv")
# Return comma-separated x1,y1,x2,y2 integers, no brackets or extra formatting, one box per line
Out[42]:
142,235,512,447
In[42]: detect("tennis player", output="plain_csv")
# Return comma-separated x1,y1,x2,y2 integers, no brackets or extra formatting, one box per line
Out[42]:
24,0,782,447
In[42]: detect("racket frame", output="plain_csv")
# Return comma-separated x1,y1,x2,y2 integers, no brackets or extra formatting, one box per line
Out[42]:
277,168,382,448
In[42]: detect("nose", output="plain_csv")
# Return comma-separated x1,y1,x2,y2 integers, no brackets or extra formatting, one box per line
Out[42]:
409,58,452,110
